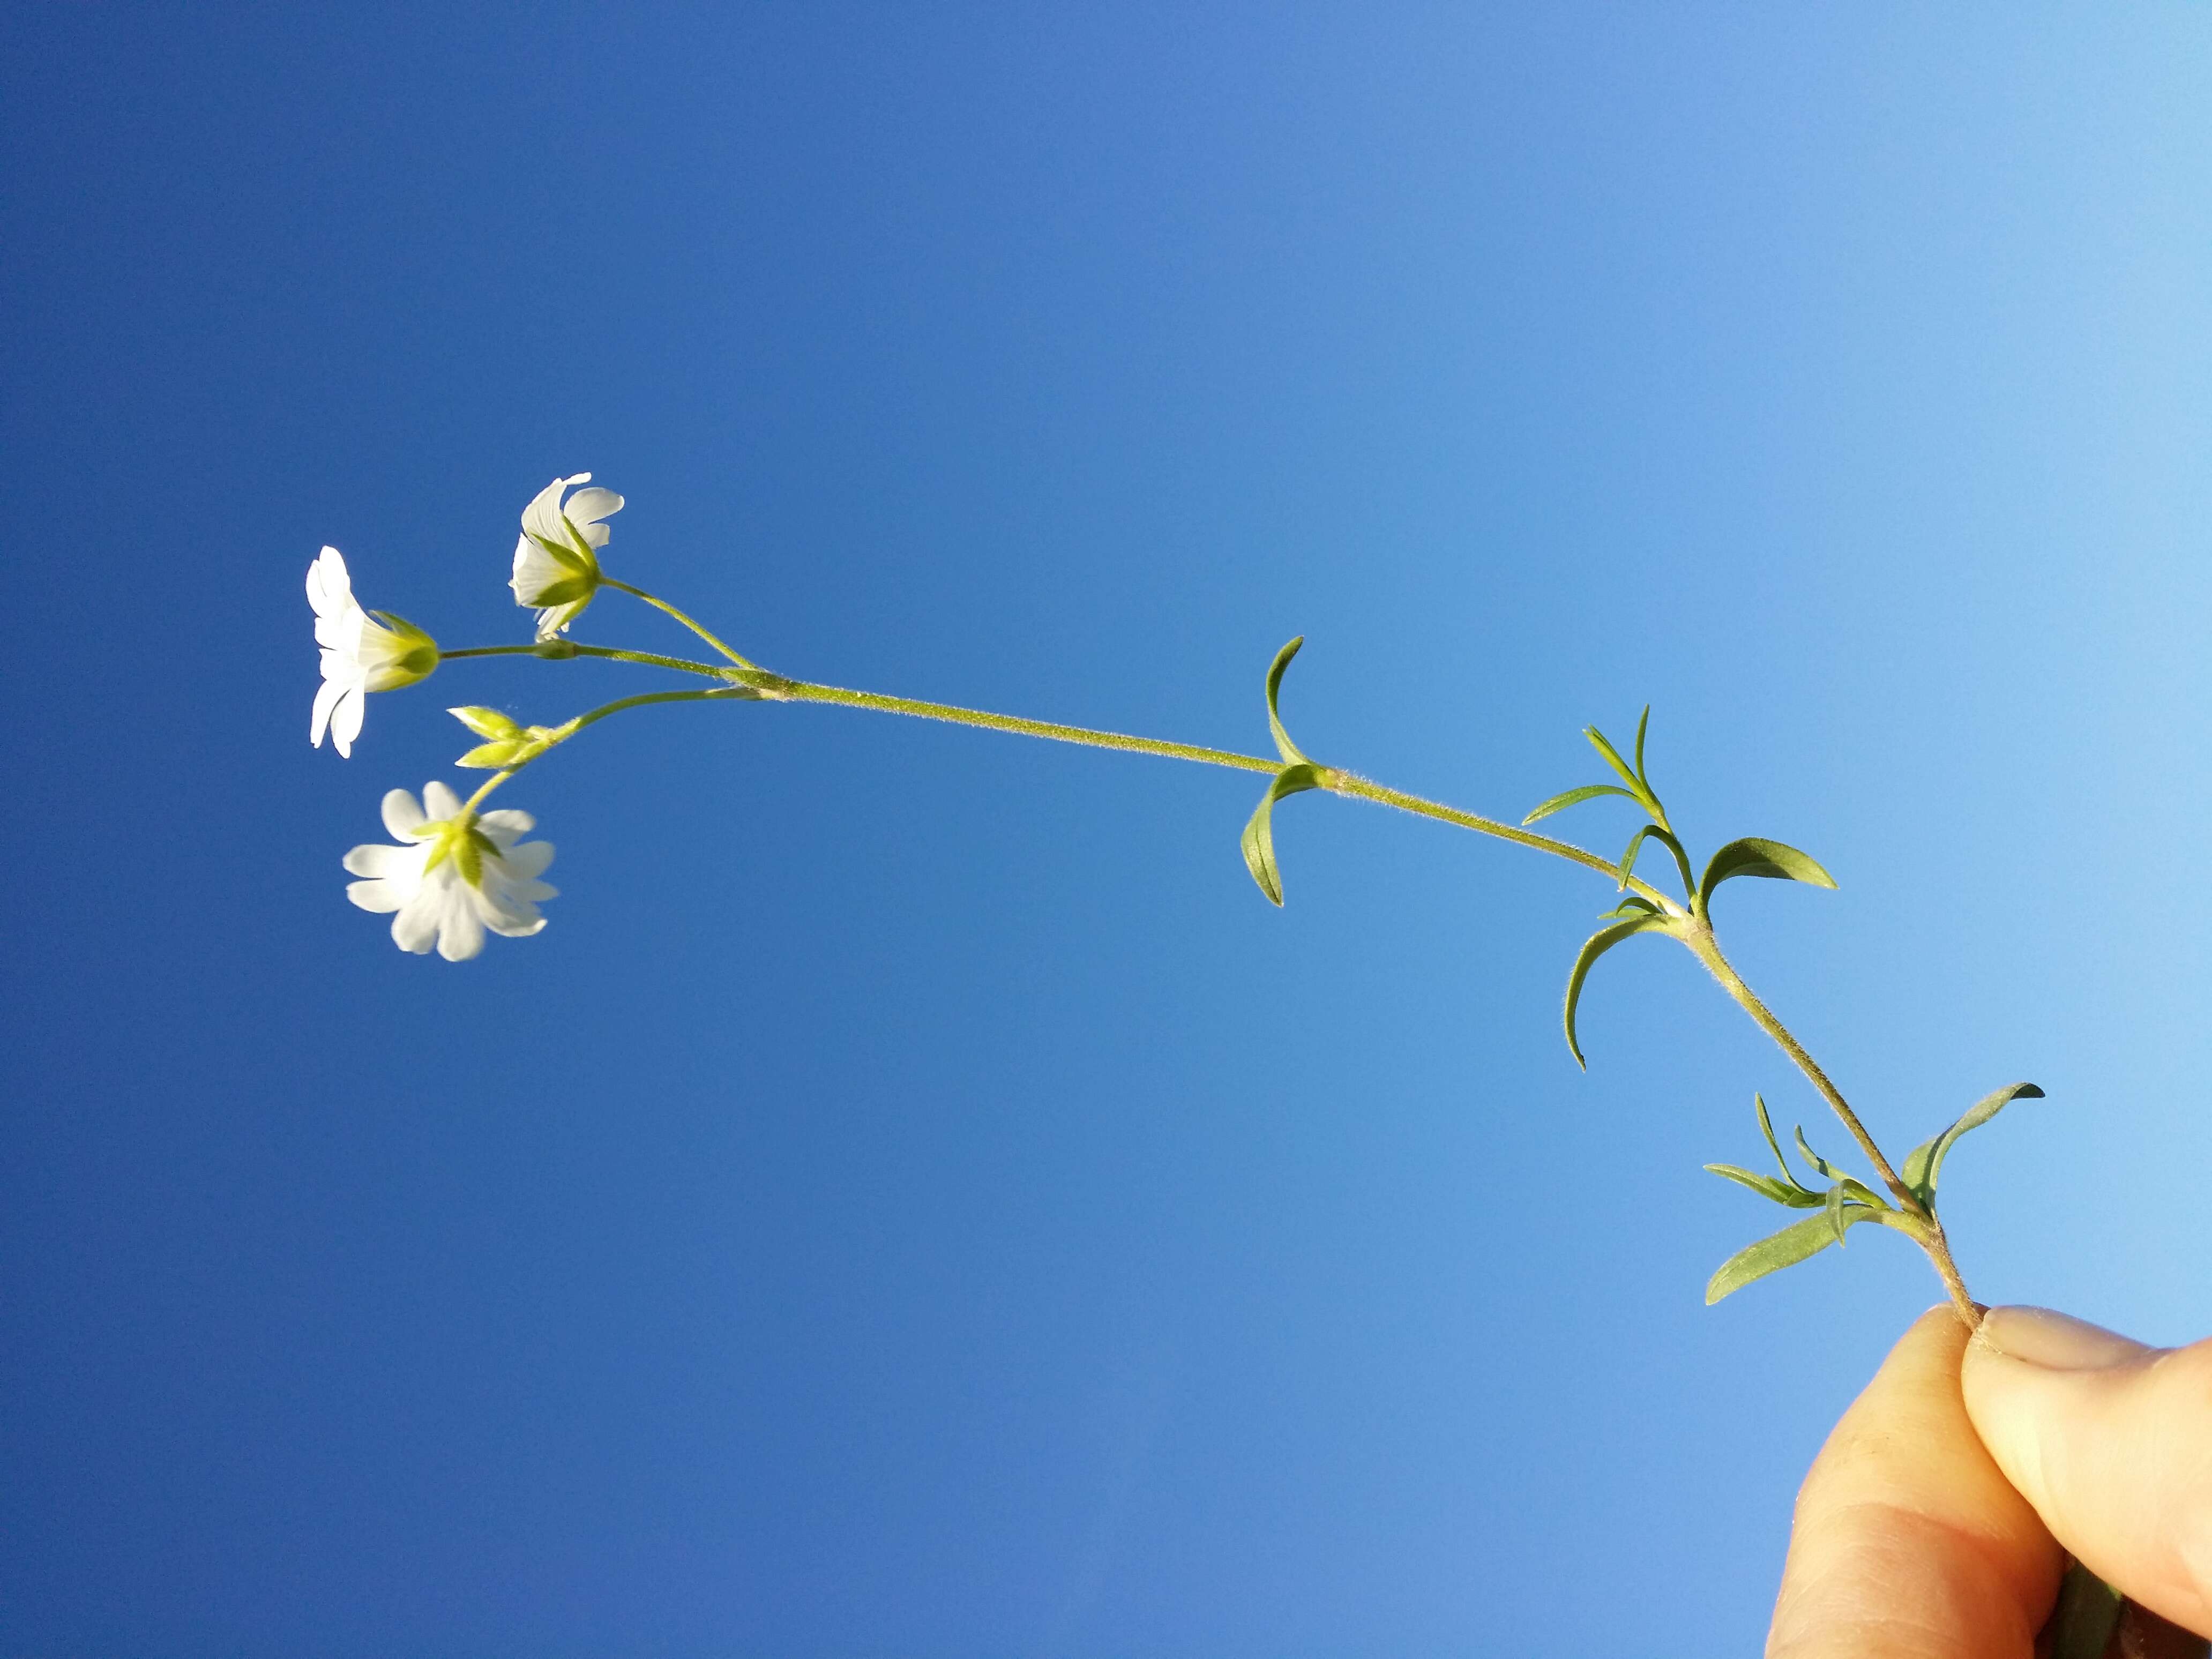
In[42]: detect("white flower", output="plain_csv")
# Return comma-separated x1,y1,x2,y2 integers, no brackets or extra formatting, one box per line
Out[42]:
511,472,622,640
308,546,439,758
342,781,558,961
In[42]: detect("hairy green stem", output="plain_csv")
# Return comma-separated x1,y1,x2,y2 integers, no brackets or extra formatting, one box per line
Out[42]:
603,578,758,670
444,642,731,677
470,645,1963,1314
1683,925,1978,1326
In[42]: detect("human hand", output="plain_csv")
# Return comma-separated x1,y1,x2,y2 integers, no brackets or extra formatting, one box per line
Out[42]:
1767,1306,2212,1658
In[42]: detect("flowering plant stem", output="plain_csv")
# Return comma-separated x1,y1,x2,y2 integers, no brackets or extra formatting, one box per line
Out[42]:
470,621,1981,1325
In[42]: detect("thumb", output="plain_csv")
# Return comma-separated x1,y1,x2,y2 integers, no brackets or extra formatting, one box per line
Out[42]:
1962,1306,2212,1639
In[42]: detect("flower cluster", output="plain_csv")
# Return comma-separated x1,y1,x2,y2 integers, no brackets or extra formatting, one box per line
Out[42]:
308,475,617,960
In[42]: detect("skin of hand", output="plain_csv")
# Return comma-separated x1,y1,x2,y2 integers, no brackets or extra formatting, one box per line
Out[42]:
1767,1306,2212,1657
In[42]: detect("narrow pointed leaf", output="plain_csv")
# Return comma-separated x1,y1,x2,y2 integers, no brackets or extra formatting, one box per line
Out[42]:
1601,895,1661,920
1585,726,1642,791
1705,1205,1887,1304
1262,637,1310,765
1823,1180,1849,1244
1901,1082,2046,1208
1705,1163,1825,1208
1239,762,1326,906
1753,1094,1810,1192
1633,705,1651,786
1793,1124,1844,1184
1697,837,1837,916
1522,783,1638,826
1618,822,1695,899
1563,913,1675,1068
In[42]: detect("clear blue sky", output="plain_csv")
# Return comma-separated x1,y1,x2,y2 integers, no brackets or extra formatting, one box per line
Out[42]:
6,5,2211,1653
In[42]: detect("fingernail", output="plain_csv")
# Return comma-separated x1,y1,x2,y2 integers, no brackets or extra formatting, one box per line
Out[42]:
1975,1306,2151,1371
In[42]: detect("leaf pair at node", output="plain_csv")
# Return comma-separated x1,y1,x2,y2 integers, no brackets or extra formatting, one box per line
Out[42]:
1537,709,1839,1067
1701,1083,2046,1303
1702,1094,1904,1303
1240,638,1328,906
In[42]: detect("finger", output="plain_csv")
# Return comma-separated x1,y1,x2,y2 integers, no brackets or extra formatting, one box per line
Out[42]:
1769,1306,2062,1659
1962,1306,2212,1639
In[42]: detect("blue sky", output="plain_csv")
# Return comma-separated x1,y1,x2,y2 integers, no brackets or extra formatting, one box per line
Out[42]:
6,5,2212,1653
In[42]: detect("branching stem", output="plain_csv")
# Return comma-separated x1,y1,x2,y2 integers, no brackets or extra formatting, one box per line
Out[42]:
477,643,1972,1319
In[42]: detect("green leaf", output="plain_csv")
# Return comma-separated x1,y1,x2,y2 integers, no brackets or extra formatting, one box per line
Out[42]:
1793,1124,1844,1185
1704,1163,1825,1208
1618,823,1696,899
1239,762,1326,906
1585,726,1641,791
1823,1180,1849,1244
1600,895,1662,921
1753,1094,1808,1191
1262,637,1310,765
1900,1082,2046,1209
449,705,522,740
1696,837,1837,916
1522,783,1639,826
1705,1205,1887,1304
1563,913,1675,1068
1633,705,1651,787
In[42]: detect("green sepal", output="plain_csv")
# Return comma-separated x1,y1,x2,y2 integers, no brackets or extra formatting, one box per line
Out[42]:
1900,1082,2046,1210
1705,1204,1888,1304
1703,1163,1825,1208
1563,913,1676,1068
1262,638,1311,765
1522,783,1639,826
1695,837,1836,917
456,741,523,769
450,706,522,740
1240,761,1326,906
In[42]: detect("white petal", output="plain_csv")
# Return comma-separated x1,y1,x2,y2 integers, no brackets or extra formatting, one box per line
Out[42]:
534,597,588,639
436,888,486,961
327,683,364,759
347,877,407,913
422,780,464,820
498,839,553,878
311,675,345,749
380,788,426,839
307,547,353,618
477,809,536,843
343,842,417,879
391,887,442,953
562,487,622,529
521,474,591,547
510,534,574,606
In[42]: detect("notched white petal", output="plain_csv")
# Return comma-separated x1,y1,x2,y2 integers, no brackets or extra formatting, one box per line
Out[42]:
499,839,554,879
347,878,407,913
380,788,427,839
422,780,464,819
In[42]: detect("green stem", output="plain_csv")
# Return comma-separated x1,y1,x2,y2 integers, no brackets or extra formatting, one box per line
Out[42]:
450,646,1966,1314
458,687,754,814
764,676,1679,908
603,579,758,670
442,642,731,678
1682,923,1978,1326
